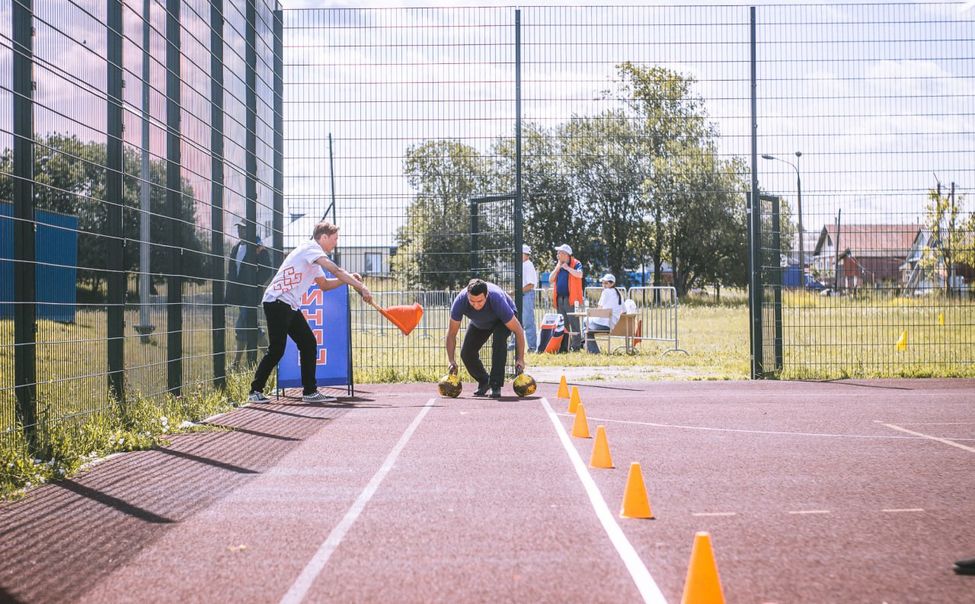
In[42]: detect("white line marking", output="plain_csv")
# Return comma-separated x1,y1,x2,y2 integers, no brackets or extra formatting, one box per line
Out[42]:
541,397,667,604
882,508,925,513
788,510,831,515
691,512,737,517
574,414,951,440
280,398,436,604
878,423,975,453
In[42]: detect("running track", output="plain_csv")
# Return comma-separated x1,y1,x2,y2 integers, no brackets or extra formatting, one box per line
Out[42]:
1,379,973,603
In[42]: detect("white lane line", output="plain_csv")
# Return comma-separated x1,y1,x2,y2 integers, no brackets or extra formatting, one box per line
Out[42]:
878,422,975,453
882,508,925,513
572,414,941,440
788,510,831,515
541,397,667,604
280,398,437,604
691,512,737,517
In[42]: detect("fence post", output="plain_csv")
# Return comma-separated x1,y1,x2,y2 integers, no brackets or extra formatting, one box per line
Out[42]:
211,0,227,388
12,0,37,441
166,0,183,396
747,6,764,379
106,0,126,404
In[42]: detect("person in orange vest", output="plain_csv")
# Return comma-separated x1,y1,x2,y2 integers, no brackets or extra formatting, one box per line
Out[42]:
549,243,584,351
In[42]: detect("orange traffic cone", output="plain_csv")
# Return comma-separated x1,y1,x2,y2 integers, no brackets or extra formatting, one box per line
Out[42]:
556,374,569,400
571,403,591,438
620,462,654,519
589,425,614,468
681,531,725,604
568,386,582,414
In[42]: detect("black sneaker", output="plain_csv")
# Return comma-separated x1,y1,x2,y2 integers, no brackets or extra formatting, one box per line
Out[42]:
955,558,975,575
473,380,491,396
247,391,271,404
489,388,502,399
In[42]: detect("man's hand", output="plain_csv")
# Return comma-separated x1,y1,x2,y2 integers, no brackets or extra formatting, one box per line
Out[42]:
358,284,373,304
351,272,363,282
515,359,526,374
448,362,458,375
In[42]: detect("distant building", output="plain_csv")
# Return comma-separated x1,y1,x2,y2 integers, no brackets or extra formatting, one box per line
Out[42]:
812,224,917,288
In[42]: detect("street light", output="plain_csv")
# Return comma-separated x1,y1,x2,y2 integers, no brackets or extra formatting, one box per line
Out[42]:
762,151,804,283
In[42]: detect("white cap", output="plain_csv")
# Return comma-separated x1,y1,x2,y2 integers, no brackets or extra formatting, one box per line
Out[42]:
522,244,531,254
600,273,616,283
555,244,572,255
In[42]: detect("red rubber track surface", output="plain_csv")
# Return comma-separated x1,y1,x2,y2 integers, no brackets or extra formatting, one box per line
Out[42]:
1,379,973,603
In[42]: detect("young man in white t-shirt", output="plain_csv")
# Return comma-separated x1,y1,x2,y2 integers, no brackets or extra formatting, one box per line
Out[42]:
521,244,538,350
247,221,372,404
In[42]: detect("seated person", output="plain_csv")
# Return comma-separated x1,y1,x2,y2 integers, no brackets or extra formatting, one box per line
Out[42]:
585,273,624,353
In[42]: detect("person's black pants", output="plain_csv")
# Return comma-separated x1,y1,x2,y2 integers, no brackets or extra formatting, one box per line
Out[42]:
460,322,511,388
251,301,318,395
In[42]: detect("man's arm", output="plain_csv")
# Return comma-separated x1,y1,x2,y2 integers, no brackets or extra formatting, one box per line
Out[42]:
564,261,583,279
445,318,461,372
315,256,372,303
505,316,527,372
549,262,559,285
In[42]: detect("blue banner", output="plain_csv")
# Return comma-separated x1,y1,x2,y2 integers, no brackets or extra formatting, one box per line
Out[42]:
276,282,351,388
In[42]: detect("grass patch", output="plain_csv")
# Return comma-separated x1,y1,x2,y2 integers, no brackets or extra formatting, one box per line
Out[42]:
1,370,253,500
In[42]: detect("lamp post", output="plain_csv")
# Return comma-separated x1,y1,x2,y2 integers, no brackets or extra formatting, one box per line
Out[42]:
762,151,804,283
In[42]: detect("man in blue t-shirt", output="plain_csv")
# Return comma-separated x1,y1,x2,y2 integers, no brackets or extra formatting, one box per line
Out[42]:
445,278,528,399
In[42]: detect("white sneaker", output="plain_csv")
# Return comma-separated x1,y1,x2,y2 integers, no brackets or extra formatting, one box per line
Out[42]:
302,391,337,403
247,391,271,404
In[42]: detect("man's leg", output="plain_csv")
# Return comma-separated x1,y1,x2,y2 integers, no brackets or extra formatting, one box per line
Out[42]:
286,310,320,396
523,290,537,350
556,295,579,352
234,306,251,366
460,324,493,392
488,322,511,391
250,302,293,394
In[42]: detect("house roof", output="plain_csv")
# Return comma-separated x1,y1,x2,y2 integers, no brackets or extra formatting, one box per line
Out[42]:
813,224,918,258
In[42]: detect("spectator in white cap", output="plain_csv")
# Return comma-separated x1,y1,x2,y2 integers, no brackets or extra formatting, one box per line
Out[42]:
548,242,584,351
520,244,538,350
227,224,273,367
586,273,624,353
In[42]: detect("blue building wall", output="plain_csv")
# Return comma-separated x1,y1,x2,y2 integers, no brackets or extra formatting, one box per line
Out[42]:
0,202,78,323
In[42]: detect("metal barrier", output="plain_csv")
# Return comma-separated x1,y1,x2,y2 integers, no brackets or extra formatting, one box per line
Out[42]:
625,287,687,355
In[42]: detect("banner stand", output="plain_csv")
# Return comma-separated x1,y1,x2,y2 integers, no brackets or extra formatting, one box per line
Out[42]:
274,279,354,399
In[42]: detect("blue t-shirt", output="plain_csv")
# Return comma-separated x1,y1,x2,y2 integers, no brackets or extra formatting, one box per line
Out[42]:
555,259,582,296
450,283,516,329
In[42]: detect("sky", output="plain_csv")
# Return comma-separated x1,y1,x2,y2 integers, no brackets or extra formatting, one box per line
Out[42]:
280,1,974,251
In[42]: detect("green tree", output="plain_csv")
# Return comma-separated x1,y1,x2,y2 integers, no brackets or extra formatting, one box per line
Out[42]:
614,62,750,295
394,140,491,289
560,110,647,282
491,123,582,275
922,183,973,294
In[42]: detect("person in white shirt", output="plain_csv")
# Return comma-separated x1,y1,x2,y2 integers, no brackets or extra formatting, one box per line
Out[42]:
247,221,372,404
521,244,538,350
585,273,624,353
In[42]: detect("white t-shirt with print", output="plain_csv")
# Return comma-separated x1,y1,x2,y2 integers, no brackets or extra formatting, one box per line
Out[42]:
589,287,624,329
523,259,538,288
262,241,326,309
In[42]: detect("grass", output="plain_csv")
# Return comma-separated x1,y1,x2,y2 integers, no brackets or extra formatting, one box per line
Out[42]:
1,370,253,500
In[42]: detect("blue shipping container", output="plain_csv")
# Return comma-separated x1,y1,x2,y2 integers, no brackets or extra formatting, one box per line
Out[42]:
0,202,78,323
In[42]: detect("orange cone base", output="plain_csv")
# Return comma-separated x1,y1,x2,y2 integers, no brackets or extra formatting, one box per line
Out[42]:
556,374,569,399
590,425,614,468
620,462,654,519
380,303,423,336
681,531,725,604
571,403,590,438
568,386,581,413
